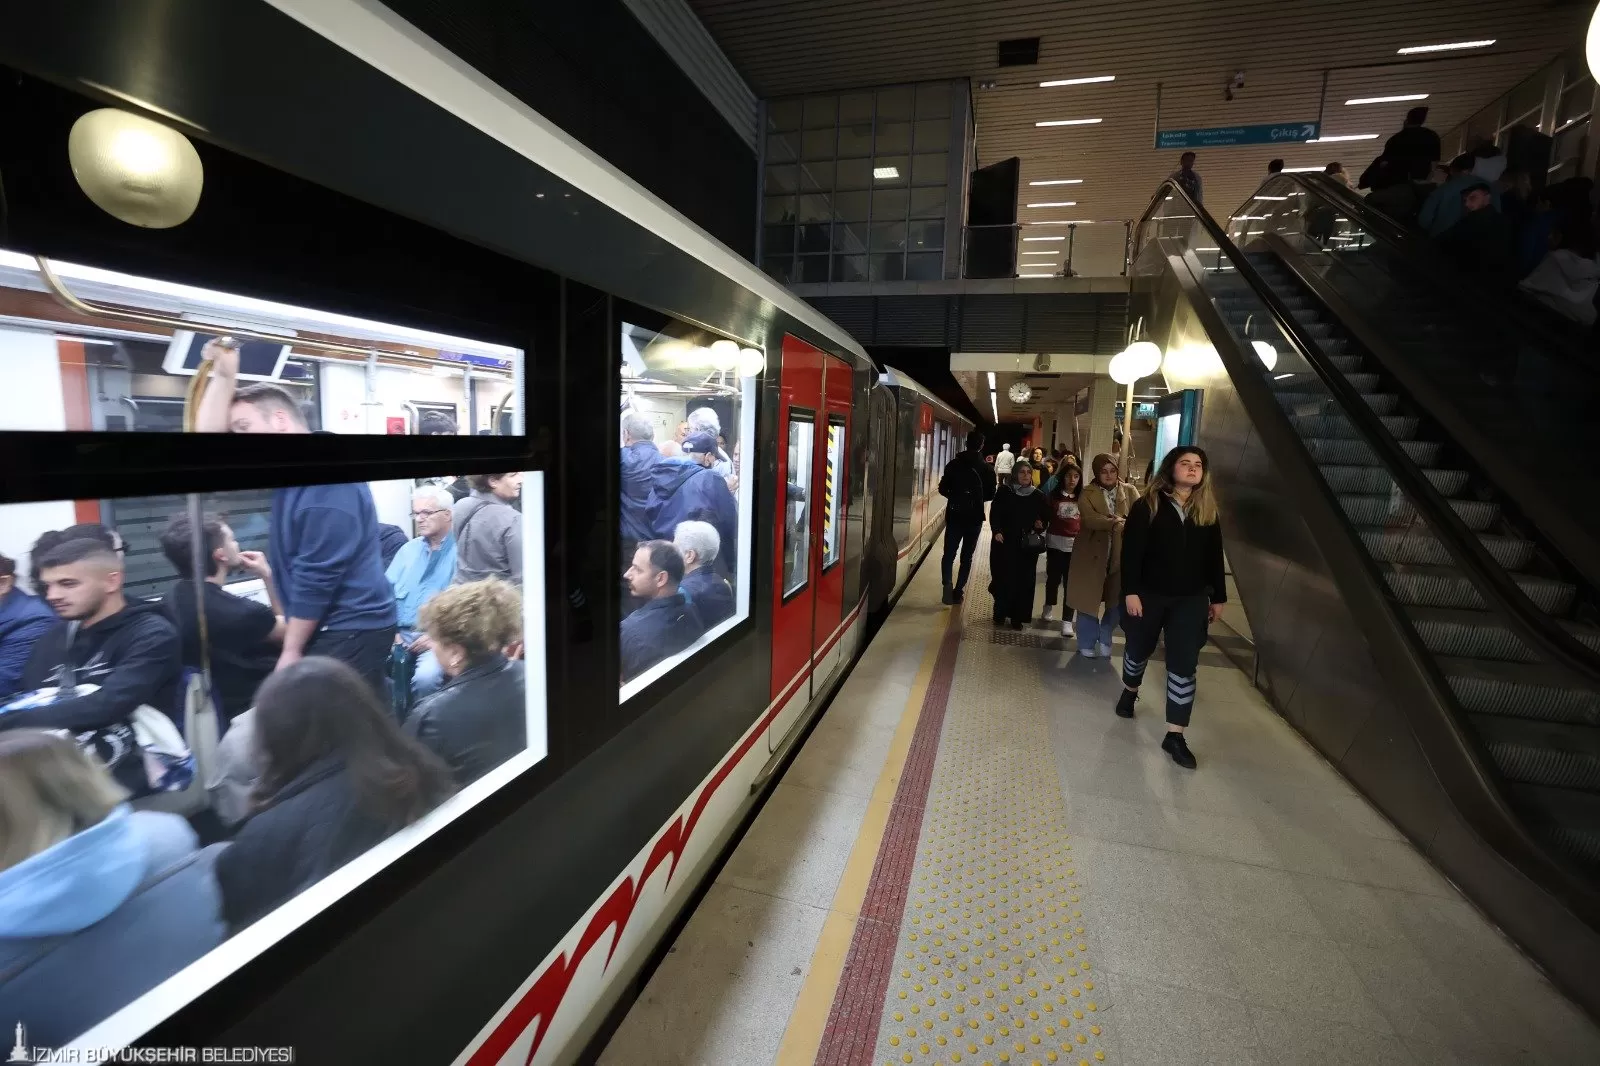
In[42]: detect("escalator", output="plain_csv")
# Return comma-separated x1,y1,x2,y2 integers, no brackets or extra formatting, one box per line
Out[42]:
1132,177,1600,1019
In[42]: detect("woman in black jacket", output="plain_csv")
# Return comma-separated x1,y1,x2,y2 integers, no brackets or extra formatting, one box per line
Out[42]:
406,578,527,787
1115,446,1226,769
214,658,453,930
987,461,1050,629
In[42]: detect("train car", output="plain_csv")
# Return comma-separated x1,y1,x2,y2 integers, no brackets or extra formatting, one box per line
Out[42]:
0,4,970,1065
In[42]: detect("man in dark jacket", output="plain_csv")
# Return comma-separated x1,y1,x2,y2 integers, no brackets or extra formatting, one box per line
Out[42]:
0,551,56,699
620,411,660,555
3,539,181,792
619,540,704,683
937,428,998,605
649,432,739,575
673,520,735,627
1438,183,1516,281
1382,106,1442,182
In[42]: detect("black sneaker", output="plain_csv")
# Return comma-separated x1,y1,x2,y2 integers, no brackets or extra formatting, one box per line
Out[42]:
1114,689,1138,718
953,588,965,603
942,586,954,605
1161,731,1197,769
1009,620,1023,631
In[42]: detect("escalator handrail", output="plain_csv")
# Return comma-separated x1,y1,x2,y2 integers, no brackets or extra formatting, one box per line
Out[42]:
1139,180,1600,695
1267,172,1589,358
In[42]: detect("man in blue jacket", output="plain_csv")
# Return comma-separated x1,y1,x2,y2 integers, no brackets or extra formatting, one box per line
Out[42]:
619,541,704,684
650,432,739,576
0,552,56,699
620,411,660,556
387,485,458,700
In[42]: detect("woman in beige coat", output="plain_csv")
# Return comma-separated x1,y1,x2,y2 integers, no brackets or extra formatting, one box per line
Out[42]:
1065,453,1138,657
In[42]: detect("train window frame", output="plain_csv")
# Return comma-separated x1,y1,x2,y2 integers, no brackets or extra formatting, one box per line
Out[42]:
1,468,548,1052
781,408,817,602
822,414,847,572
617,316,759,703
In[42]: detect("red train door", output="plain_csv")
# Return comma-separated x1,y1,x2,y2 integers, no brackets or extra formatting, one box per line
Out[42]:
770,336,852,750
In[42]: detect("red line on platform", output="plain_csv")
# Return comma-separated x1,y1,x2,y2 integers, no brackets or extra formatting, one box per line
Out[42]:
812,610,964,1066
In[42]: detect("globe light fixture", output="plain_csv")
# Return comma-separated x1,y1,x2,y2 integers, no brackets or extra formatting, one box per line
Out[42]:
1589,3,1600,81
736,346,765,377
707,338,740,371
68,108,204,228
1252,340,1278,371
1108,340,1161,385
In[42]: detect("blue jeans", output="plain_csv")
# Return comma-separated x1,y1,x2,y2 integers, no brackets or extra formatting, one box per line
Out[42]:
399,630,445,700
1074,604,1121,651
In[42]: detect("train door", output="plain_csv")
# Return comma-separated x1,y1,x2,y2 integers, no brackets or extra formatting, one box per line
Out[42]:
809,359,852,694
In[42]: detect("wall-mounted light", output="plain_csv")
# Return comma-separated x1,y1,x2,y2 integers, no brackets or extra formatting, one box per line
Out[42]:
1589,4,1600,80
67,108,204,228
708,338,740,371
736,347,765,377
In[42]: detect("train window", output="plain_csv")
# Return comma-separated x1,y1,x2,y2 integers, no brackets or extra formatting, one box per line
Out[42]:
0,250,523,435
0,470,547,1047
822,415,847,570
783,412,816,597
618,322,757,699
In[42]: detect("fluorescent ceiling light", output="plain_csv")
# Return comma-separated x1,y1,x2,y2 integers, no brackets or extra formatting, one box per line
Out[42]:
1345,93,1429,105
1283,166,1324,172
1232,215,1268,220
1028,179,1083,186
1027,220,1092,225
990,390,999,422
1397,39,1494,55
1038,75,1116,87
1253,195,1289,200
873,166,900,179
1306,134,1379,143
987,371,997,389
1019,273,1055,278
1027,201,1078,208
1022,236,1066,241
1035,118,1102,127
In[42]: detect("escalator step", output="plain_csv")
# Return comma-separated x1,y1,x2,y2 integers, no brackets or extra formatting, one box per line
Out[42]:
1442,657,1600,725
1506,783,1600,872
1408,606,1600,663
1359,527,1535,569
1291,414,1419,440
1323,464,1468,497
1330,355,1364,373
1379,562,1575,614
1304,437,1441,467
1471,717,1600,791
1277,391,1399,415
1343,373,1379,391
1339,493,1498,531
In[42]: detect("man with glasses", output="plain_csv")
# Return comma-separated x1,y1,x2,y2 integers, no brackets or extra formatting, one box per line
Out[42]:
386,485,459,704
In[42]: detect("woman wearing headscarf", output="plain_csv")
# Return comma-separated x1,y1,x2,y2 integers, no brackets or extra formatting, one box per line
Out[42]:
987,461,1050,630
1065,453,1138,657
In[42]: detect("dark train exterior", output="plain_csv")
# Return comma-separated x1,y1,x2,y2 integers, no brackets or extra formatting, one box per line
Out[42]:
0,3,970,1064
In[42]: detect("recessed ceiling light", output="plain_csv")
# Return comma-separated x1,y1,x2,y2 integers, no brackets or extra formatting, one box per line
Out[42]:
1397,39,1494,54
1027,220,1092,225
1019,273,1056,278
1232,215,1268,220
1305,133,1379,143
1253,195,1289,200
1021,251,1059,256
1345,93,1430,105
1026,201,1078,208
1035,118,1103,127
873,166,900,179
1022,236,1066,241
1282,166,1324,172
1038,75,1116,87
1028,179,1084,186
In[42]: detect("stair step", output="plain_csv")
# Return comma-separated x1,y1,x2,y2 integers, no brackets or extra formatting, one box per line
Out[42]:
1278,391,1400,416
1441,657,1600,726
1339,493,1499,531
1304,437,1441,467
1407,606,1600,663
1471,716,1600,791
1290,413,1420,440
1322,464,1468,497
1360,528,1535,570
1379,562,1575,614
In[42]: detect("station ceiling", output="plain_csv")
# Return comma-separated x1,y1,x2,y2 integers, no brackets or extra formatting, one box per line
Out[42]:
690,0,1590,271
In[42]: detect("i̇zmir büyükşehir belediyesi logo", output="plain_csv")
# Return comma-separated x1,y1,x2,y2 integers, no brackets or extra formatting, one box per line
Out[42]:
8,1022,30,1063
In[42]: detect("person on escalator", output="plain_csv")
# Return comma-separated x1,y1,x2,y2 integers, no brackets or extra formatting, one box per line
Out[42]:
1114,447,1227,771
1169,152,1203,204
1381,106,1442,183
1419,155,1500,238
987,462,1049,630
1438,183,1516,282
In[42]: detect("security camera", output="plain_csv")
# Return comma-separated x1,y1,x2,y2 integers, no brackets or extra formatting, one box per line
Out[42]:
1231,71,1246,88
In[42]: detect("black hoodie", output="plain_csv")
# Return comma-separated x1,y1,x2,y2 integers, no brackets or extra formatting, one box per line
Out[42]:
7,602,182,731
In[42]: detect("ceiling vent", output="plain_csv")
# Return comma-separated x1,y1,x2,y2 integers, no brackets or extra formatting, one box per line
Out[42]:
997,37,1041,67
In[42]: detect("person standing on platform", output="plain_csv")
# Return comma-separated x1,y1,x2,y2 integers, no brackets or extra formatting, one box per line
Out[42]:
993,443,1016,477
987,461,1048,630
1170,152,1203,204
1115,447,1227,770
1066,454,1137,658
1039,460,1082,634
937,429,997,605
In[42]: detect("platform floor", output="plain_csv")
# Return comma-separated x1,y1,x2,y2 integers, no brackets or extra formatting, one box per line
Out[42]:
599,539,1600,1066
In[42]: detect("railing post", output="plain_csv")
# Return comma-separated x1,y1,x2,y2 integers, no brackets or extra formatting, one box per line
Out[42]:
1065,224,1076,277
1122,221,1132,275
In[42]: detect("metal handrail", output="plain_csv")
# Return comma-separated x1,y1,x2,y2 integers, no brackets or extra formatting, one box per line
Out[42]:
1142,180,1600,694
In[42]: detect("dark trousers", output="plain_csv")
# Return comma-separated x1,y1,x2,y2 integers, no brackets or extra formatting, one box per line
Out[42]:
942,513,984,591
1043,547,1072,607
1120,592,1209,726
307,625,398,703
989,540,1041,623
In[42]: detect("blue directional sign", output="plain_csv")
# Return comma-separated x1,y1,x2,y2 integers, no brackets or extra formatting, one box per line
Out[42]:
1155,122,1319,149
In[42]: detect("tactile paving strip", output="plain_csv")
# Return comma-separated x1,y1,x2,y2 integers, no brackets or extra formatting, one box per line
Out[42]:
818,546,1111,1066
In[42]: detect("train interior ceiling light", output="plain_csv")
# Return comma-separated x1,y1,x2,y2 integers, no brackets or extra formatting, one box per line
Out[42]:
67,108,204,229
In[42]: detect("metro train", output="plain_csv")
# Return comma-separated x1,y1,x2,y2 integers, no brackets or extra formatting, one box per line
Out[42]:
0,4,972,1063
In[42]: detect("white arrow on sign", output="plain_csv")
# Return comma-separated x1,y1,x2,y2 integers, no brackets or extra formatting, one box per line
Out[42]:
1301,124,1317,138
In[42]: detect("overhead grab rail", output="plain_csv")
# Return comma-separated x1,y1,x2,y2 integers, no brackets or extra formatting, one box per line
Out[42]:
1137,181,1600,696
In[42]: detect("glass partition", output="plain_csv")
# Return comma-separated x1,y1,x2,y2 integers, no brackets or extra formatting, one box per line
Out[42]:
784,413,816,595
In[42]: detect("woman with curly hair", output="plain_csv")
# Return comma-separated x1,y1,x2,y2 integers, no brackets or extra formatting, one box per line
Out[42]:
404,578,527,787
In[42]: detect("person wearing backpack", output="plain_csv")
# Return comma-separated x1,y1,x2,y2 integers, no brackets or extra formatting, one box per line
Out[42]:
937,429,997,605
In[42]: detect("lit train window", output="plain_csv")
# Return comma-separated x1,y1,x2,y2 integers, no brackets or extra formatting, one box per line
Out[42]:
822,415,846,570
783,413,816,597
0,250,523,435
0,472,547,1047
618,321,756,699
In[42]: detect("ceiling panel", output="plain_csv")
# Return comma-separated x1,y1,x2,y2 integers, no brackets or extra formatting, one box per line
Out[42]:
691,0,1587,260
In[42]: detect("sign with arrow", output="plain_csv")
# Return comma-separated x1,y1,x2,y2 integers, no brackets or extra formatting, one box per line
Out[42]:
1155,122,1319,149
